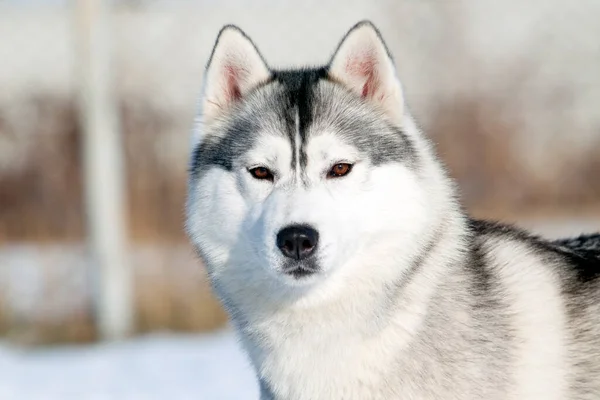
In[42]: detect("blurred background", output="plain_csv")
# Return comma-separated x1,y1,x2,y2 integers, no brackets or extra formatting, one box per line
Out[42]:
0,0,599,398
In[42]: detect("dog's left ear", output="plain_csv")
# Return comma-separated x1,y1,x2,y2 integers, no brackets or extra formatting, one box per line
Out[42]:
328,21,404,122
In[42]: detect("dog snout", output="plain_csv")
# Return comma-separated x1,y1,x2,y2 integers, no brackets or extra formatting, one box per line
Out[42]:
276,225,319,260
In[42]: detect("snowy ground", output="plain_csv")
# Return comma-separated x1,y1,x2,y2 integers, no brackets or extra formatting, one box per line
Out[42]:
0,330,258,400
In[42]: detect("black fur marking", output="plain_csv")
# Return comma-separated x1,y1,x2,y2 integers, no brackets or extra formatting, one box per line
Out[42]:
551,233,600,284
553,233,600,254
467,242,515,357
466,238,500,308
271,67,329,169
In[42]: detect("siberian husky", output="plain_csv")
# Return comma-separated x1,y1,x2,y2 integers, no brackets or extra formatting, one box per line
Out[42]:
186,21,600,399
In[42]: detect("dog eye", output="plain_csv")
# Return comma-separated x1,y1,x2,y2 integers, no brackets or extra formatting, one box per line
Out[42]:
328,163,353,178
248,167,274,181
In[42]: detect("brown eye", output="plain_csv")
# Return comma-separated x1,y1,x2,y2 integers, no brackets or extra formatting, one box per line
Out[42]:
249,166,274,181
328,163,353,178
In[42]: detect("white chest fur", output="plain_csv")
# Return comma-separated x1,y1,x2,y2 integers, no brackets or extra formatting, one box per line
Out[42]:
241,298,425,400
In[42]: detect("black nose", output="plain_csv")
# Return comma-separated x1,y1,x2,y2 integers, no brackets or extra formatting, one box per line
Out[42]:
276,225,319,260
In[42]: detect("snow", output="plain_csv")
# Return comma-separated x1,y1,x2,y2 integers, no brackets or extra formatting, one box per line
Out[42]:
0,331,258,400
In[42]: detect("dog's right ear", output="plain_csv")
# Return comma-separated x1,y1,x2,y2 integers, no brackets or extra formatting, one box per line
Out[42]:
201,25,271,123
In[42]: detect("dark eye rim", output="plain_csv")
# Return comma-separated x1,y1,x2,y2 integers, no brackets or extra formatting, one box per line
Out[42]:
248,166,275,181
327,162,353,179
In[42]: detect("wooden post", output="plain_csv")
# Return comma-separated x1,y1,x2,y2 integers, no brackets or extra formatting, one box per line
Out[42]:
74,0,133,340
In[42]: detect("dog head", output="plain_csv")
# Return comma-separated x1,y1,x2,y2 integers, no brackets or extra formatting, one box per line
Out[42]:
186,22,450,304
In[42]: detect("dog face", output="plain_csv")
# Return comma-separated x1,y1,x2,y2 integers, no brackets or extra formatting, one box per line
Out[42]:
186,22,437,301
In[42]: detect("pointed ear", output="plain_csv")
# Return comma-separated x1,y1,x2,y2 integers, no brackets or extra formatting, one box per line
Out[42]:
201,25,271,123
328,21,404,122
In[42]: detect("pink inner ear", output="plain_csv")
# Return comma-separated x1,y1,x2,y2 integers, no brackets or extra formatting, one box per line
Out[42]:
224,64,243,102
345,52,378,99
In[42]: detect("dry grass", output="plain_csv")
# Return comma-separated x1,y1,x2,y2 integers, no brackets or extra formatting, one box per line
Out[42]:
429,95,600,214
0,96,189,243
0,96,84,242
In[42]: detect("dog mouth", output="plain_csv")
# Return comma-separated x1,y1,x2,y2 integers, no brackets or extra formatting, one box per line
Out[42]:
281,260,320,279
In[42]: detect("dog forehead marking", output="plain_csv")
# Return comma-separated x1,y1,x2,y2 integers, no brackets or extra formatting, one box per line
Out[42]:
293,107,302,183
